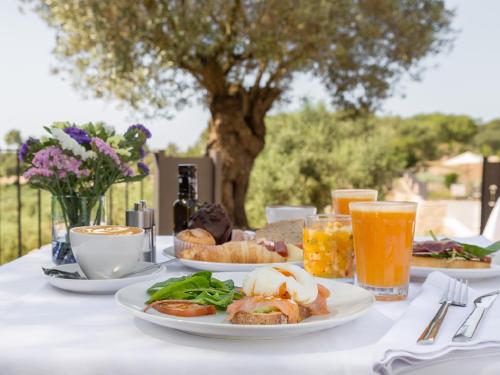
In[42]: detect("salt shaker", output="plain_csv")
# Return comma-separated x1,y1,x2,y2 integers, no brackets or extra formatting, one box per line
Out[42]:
126,200,156,263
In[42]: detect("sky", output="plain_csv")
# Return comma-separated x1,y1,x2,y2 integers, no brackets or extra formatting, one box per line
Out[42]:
1,0,499,150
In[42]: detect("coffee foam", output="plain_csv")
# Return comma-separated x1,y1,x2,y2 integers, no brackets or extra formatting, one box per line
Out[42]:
72,225,143,235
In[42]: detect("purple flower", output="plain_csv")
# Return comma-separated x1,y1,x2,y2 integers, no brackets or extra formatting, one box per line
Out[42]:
24,146,88,180
137,162,149,175
23,167,54,179
139,147,146,159
121,165,135,177
18,137,39,162
64,126,91,145
18,142,29,162
127,124,152,139
92,137,121,165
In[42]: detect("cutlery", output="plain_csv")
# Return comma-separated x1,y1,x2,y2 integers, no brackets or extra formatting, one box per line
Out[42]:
453,290,499,342
42,267,85,279
118,258,177,278
417,278,468,345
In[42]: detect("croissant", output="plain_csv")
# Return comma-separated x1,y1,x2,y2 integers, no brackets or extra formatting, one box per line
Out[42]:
180,241,286,263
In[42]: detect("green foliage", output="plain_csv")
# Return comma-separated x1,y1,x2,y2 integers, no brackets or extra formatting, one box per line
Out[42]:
380,113,479,168
474,120,500,156
26,0,453,116
444,172,459,189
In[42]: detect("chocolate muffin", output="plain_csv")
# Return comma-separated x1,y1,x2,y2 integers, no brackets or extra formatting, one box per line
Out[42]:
187,203,232,245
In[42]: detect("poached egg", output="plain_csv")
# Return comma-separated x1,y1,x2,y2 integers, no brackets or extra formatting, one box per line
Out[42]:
242,264,318,304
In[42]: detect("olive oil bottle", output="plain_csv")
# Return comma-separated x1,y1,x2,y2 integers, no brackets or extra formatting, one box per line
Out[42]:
173,164,198,234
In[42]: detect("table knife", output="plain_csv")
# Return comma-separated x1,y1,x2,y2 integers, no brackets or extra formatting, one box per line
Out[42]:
453,290,499,342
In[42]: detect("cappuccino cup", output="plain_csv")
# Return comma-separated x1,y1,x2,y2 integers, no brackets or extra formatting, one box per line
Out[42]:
70,225,145,279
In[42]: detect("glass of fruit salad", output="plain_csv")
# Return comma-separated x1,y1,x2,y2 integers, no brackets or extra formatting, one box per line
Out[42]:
303,214,353,280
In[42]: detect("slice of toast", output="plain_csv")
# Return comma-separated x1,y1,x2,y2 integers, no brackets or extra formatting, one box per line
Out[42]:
255,219,304,244
230,304,312,325
411,256,490,269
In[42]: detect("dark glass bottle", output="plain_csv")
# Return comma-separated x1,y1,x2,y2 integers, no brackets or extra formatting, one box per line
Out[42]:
173,164,198,234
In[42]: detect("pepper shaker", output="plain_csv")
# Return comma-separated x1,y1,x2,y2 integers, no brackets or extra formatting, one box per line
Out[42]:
126,200,156,263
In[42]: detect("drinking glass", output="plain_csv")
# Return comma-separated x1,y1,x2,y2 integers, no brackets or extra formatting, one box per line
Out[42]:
303,214,354,279
265,205,317,223
350,202,417,301
331,189,378,215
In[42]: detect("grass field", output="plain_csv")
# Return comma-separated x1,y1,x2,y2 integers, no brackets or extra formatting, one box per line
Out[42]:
0,175,154,265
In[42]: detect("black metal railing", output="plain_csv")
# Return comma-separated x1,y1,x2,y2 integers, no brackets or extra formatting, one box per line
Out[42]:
0,148,151,264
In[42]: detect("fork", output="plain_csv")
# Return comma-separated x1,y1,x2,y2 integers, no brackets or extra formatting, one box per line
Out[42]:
417,278,468,345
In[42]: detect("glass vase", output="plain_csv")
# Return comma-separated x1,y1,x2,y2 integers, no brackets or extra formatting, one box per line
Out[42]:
51,195,106,264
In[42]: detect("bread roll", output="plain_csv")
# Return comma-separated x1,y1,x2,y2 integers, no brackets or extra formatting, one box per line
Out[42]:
176,229,216,246
180,241,286,263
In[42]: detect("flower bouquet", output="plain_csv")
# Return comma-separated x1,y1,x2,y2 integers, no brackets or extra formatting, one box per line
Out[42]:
20,122,151,264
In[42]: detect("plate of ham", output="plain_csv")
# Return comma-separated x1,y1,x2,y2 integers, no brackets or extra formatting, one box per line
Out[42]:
411,236,500,279
115,268,374,339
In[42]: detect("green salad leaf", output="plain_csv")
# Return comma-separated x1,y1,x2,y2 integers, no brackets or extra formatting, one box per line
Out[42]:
145,271,242,309
461,242,499,259
421,231,500,261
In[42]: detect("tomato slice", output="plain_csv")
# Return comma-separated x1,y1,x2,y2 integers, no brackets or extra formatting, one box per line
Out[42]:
145,300,217,317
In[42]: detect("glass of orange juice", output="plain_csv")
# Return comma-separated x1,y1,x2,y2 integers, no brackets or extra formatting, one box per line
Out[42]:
303,214,354,280
331,189,378,215
350,202,417,301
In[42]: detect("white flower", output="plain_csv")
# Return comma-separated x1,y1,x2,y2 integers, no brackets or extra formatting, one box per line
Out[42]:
51,127,96,161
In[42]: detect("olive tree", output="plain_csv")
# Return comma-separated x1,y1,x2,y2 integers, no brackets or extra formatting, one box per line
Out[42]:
26,0,453,226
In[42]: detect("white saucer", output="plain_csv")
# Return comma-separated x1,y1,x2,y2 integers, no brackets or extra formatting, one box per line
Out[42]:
43,262,166,294
162,246,303,272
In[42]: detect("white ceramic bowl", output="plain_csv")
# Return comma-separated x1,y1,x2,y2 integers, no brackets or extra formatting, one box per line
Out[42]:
69,226,145,279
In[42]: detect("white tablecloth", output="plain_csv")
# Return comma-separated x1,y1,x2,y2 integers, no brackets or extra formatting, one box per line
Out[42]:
1,236,500,375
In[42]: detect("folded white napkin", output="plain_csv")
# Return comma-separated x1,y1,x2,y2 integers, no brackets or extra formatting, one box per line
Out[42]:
374,271,500,375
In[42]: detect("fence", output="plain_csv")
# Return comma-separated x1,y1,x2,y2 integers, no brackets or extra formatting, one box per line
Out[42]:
0,148,152,264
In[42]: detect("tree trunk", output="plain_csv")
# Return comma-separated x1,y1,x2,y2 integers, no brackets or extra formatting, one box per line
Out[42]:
207,87,279,228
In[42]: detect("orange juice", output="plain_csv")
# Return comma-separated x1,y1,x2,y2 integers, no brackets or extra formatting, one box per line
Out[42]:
332,189,378,215
350,202,416,301
303,215,353,279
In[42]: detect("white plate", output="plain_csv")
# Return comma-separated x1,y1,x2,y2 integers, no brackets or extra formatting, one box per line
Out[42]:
43,262,166,294
115,272,374,339
162,246,303,272
411,236,500,279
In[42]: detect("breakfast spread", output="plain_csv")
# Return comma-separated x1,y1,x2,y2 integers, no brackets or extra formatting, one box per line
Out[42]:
175,203,304,264
143,265,330,324
412,237,500,269
227,265,329,324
